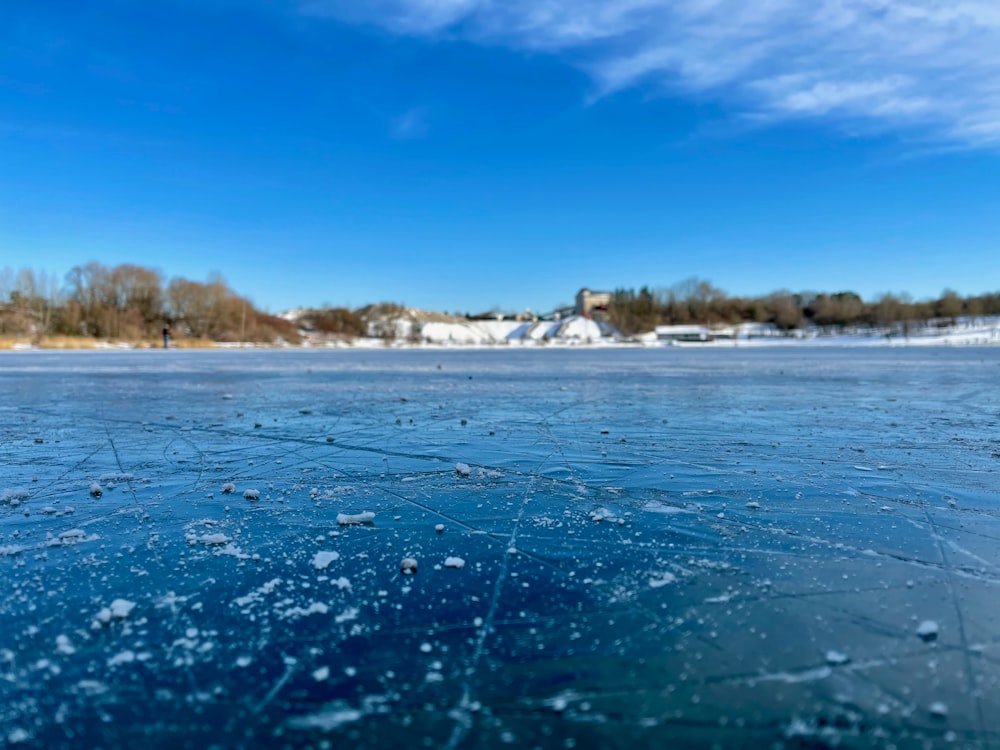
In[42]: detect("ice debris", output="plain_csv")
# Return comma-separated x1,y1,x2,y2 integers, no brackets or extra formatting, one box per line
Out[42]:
199,533,231,546
1,488,29,506
55,635,76,655
337,511,375,525
221,482,236,494
312,551,340,570
825,650,849,666
95,598,137,625
400,557,418,574
649,572,677,588
444,556,465,569
917,620,939,641
243,488,259,501
455,463,471,477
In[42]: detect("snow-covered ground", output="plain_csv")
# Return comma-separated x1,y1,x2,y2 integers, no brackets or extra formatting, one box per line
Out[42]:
289,310,1000,348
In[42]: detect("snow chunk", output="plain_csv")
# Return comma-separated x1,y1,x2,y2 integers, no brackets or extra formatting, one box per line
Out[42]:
929,701,948,718
110,598,136,618
55,635,76,655
96,598,137,624
243,488,259,501
454,463,471,477
400,557,418,574
312,551,340,570
7,728,31,745
278,602,329,620
337,511,375,525
221,482,236,494
313,666,330,681
234,578,282,608
287,704,363,731
335,607,359,624
825,650,849,665
649,572,677,588
589,507,621,523
444,556,466,569
89,482,102,497
331,577,352,591
917,620,939,641
1,488,29,506
53,528,96,546
199,533,231,546
107,650,136,667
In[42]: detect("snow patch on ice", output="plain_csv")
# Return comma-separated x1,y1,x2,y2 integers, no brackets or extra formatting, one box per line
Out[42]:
95,598,136,625
312,550,340,570
649,572,677,588
917,620,939,641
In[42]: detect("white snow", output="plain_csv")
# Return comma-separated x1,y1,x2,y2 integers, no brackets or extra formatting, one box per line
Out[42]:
400,557,418,574
312,550,340,570
334,607,359,624
1,488,29,505
57,528,89,542
221,482,236,494
110,598,136,617
234,578,282,608
96,598,137,625
444,556,466,569
917,620,939,641
825,650,849,665
278,602,330,620
287,705,363,731
649,572,677,588
337,511,375,525
454,463,472,477
107,650,136,667
6,729,31,745
55,635,75,655
243,488,259,501
199,533,231,546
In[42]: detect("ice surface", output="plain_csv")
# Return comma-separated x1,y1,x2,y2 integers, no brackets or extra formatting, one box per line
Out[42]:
2,348,1000,748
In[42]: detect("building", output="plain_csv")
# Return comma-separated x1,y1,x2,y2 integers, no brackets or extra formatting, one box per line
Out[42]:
575,288,613,317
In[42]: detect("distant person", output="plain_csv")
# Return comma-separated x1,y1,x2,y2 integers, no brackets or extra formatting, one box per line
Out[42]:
163,324,170,349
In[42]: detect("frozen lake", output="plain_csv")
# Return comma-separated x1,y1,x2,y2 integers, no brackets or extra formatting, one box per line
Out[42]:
2,348,999,748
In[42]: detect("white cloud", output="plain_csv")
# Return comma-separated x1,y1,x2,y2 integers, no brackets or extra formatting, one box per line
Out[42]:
299,0,1000,148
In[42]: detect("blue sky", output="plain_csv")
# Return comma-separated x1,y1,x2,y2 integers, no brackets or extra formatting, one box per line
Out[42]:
2,0,998,313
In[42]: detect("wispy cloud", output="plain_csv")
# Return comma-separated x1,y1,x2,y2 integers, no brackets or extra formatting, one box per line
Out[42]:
299,0,1000,148
390,107,429,140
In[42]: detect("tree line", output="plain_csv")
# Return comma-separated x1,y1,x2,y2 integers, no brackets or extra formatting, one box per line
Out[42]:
0,262,297,343
3,263,999,343
606,279,1000,336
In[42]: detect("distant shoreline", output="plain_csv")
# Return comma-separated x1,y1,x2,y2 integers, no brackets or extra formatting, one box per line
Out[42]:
3,334,999,352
